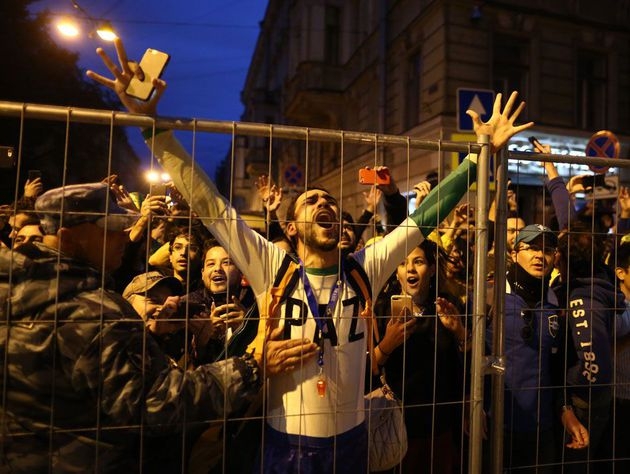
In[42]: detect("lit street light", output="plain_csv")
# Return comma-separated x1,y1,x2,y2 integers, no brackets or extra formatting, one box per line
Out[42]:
55,0,118,42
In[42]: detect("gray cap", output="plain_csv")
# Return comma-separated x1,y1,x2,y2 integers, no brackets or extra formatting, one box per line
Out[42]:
122,271,183,300
35,182,138,234
515,224,558,247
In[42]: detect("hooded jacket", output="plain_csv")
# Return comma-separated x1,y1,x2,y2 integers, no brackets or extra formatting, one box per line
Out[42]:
556,274,623,402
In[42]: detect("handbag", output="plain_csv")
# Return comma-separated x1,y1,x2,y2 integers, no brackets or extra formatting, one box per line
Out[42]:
364,373,408,472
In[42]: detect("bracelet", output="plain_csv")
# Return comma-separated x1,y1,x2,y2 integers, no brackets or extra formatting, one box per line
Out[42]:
377,344,391,357
141,127,169,140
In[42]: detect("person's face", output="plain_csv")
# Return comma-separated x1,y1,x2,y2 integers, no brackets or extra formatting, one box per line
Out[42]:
8,213,31,239
70,223,128,273
446,245,465,277
169,236,201,276
201,245,242,294
511,235,556,279
289,189,340,251
396,246,435,303
506,217,526,251
338,220,356,252
128,284,174,319
13,224,43,248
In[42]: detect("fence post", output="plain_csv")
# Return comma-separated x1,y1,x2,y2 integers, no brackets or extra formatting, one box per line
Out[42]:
468,134,490,474
489,149,508,474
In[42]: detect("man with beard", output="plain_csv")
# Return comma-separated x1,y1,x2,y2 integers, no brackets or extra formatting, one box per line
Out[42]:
487,224,588,473
87,37,533,472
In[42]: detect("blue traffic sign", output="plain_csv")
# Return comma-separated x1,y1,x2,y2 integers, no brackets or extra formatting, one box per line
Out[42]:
457,88,495,132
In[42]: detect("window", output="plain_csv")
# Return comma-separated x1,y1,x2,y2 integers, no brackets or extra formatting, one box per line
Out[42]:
325,6,340,65
492,34,530,107
405,52,422,129
576,50,607,130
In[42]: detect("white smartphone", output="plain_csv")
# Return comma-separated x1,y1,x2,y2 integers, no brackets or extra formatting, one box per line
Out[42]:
126,48,170,101
391,294,414,318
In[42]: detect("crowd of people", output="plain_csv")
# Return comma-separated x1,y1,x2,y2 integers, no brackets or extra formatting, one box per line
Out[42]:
1,37,629,474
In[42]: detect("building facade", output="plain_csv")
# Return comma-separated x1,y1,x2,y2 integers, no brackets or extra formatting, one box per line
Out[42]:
220,0,630,226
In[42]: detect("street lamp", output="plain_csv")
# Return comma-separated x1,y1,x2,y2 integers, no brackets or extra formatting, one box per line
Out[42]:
56,0,118,42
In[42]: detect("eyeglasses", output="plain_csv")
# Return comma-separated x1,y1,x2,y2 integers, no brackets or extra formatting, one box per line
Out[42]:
517,243,556,256
520,310,534,342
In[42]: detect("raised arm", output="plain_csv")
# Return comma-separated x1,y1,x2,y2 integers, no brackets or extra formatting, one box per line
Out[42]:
534,140,575,230
410,92,533,236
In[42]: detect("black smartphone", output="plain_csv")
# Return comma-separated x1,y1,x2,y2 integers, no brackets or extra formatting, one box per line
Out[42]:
0,146,15,169
212,292,228,307
582,174,606,190
28,169,42,181
151,183,169,197
125,48,171,101
528,136,542,149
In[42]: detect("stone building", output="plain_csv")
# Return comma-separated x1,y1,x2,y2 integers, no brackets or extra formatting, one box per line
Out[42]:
219,0,630,227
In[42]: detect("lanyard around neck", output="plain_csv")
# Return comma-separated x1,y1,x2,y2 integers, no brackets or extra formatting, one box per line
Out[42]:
298,263,341,335
298,262,342,398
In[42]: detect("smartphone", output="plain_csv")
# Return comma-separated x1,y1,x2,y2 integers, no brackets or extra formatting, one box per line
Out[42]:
581,174,606,190
125,48,171,101
391,294,414,318
528,136,542,149
151,183,169,197
359,167,391,185
28,169,42,181
211,292,228,307
0,146,14,169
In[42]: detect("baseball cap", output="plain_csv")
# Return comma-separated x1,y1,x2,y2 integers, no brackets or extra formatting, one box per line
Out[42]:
514,224,558,248
35,183,139,235
122,271,183,300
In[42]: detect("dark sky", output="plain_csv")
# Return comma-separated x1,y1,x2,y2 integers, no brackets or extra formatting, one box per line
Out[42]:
32,0,269,178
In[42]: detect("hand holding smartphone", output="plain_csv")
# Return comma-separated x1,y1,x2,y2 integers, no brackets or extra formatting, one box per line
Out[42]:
150,183,169,197
126,48,171,101
391,294,414,319
28,169,42,181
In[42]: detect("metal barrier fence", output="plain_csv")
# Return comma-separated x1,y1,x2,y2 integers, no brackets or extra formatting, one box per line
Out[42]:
0,100,629,473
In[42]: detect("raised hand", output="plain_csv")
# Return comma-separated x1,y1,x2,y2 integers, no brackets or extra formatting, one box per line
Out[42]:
102,175,139,212
86,38,166,115
467,91,534,153
362,185,383,214
23,177,43,199
255,175,283,213
374,166,398,196
413,180,431,209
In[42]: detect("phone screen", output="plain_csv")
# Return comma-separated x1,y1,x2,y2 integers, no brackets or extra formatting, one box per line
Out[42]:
28,169,42,181
126,48,171,101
